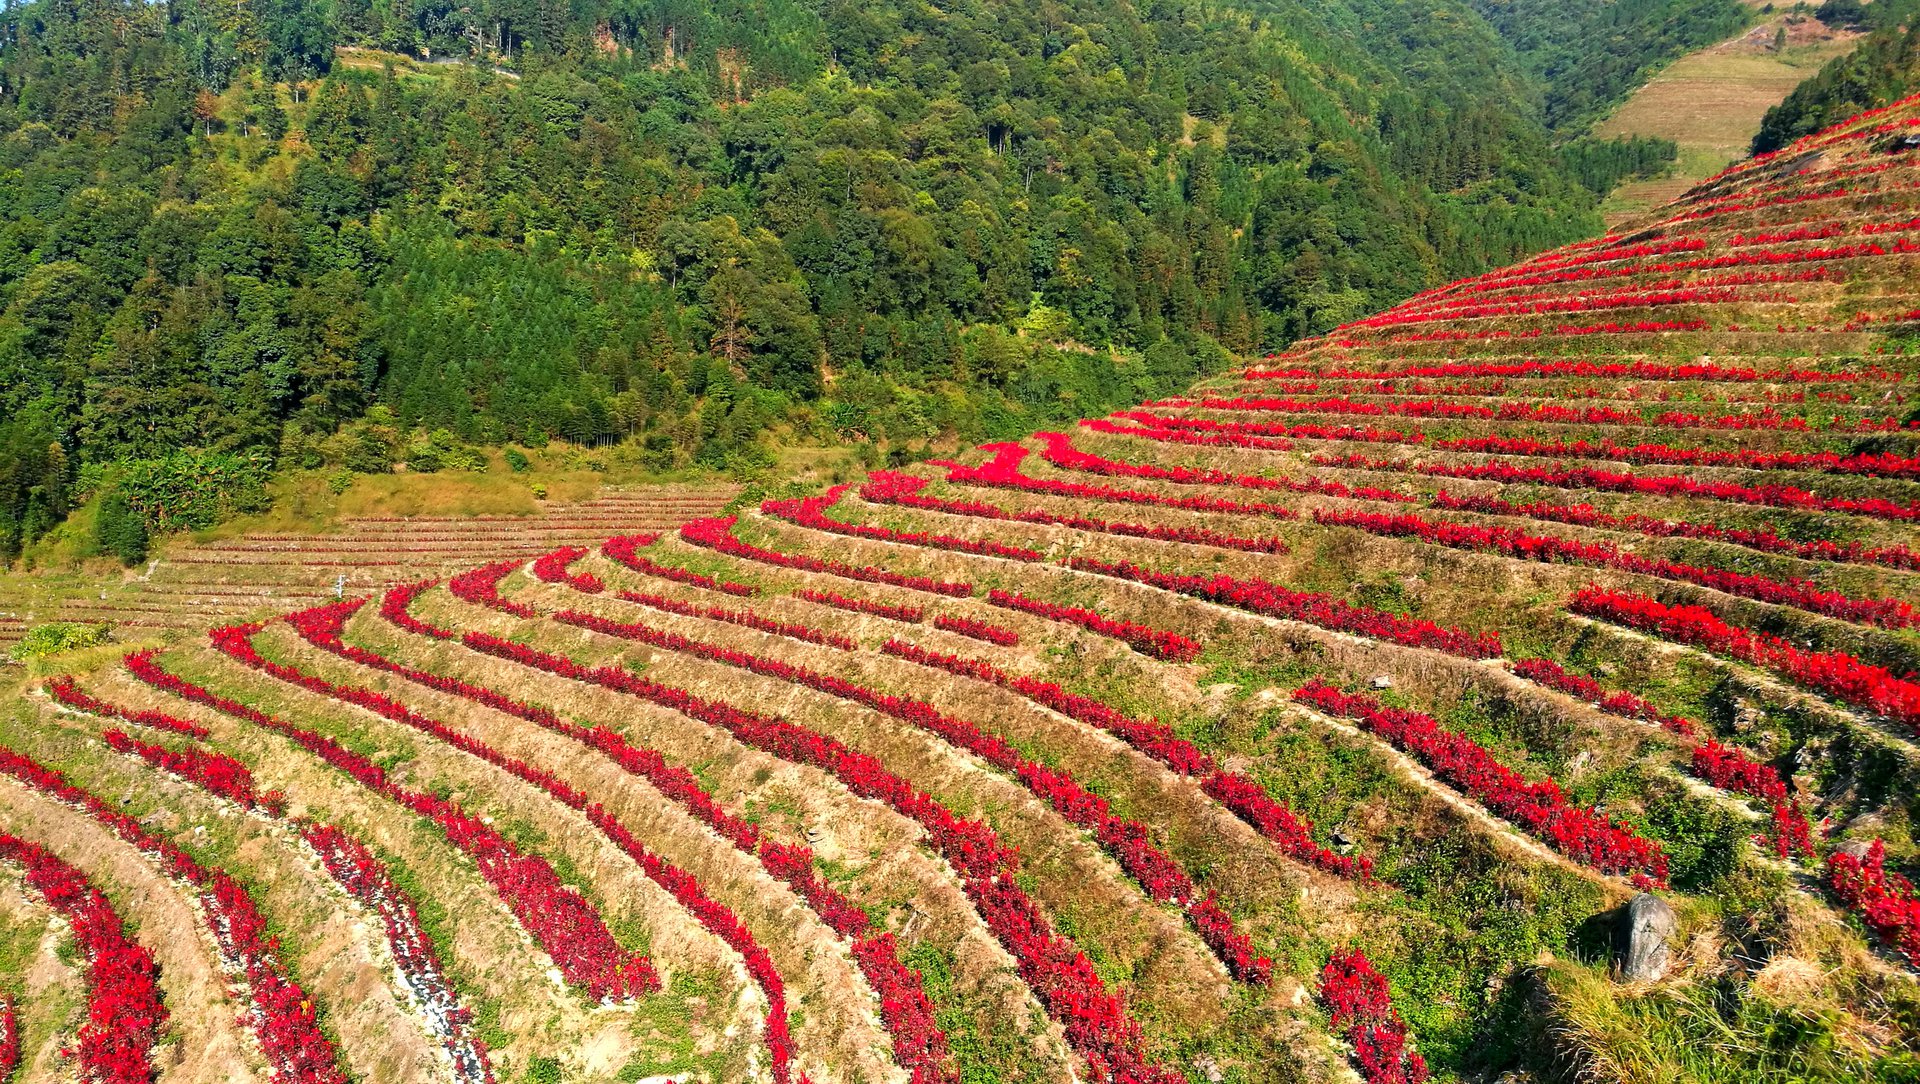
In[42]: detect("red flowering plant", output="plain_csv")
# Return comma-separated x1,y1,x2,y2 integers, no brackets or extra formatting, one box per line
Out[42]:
1827,840,1920,966
602,533,760,596
1320,948,1429,1084
985,589,1199,661
679,516,974,597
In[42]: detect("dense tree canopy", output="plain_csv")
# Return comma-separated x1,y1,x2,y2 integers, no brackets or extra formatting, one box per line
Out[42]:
0,0,1625,558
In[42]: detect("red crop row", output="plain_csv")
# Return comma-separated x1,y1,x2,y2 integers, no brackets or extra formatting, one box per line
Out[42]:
1309,506,1917,629
1034,432,1416,504
763,487,1042,562
46,676,209,737
233,617,808,1081
1692,741,1815,859
1568,588,1920,731
530,546,605,592
1346,285,1776,330
141,636,664,1006
985,589,1200,662
0,832,164,1084
1315,453,1920,523
1826,840,1920,966
932,614,1020,646
301,823,496,1083
448,560,539,617
680,517,974,598
55,680,495,1081
539,603,1270,982
1506,659,1813,859
1068,557,1503,659
1431,492,1920,571
1192,395,1895,433
793,588,925,624
335,590,954,1084
615,589,856,650
1508,658,1695,735
1320,948,1429,1084
1248,359,1884,383
0,996,15,1083
1293,681,1668,885
434,612,1184,1083
100,729,277,813
1356,318,1712,347
1432,435,1920,480
603,533,759,596
0,735,347,1083
1112,411,1424,448
1080,416,1292,451
879,639,1371,880
935,443,1308,520
861,469,1292,554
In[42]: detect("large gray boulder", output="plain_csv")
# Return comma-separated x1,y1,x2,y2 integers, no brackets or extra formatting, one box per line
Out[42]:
1615,893,1677,981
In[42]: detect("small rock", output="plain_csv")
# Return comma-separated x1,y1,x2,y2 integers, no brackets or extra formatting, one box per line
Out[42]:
1370,674,1393,690
1835,838,1872,860
1614,893,1676,982
1331,829,1355,852
1193,1054,1224,1083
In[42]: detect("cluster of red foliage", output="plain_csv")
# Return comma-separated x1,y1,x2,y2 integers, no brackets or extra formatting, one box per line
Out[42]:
609,588,858,650
530,545,605,592
1316,453,1920,522
931,614,1020,645
602,533,760,596
762,486,1042,561
1827,840,1920,967
1068,557,1502,659
985,589,1200,662
1570,588,1920,730
543,603,1268,982
1346,284,1776,331
1293,681,1668,886
1321,948,1429,1084
680,516,974,597
1691,741,1815,858
793,587,925,624
448,559,539,617
879,639,1371,881
332,593,953,1084
1079,415,1295,451
0,737,347,1082
441,617,1183,1083
1363,318,1709,346
1432,435,1920,480
0,831,165,1084
1310,506,1916,629
861,470,1291,554
1432,492,1920,571
136,636,663,1006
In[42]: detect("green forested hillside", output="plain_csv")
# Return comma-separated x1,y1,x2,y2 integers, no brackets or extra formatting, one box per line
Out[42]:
1753,0,1920,153
1465,0,1753,130
0,0,1618,559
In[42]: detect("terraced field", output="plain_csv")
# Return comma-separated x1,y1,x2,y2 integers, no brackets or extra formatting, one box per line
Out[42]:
8,97,1920,1082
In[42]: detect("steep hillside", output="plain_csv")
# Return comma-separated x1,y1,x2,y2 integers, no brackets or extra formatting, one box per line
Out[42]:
5,96,1920,1084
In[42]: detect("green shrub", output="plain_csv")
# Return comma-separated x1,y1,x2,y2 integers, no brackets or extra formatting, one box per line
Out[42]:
93,490,149,565
327,470,355,495
503,447,531,472
12,621,111,659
